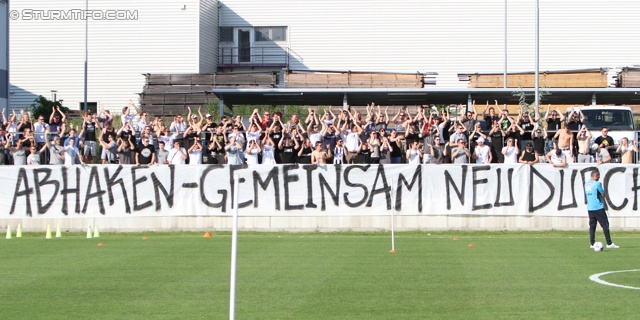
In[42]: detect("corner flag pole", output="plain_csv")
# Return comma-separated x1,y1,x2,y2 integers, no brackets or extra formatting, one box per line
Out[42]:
229,174,239,320
389,179,396,253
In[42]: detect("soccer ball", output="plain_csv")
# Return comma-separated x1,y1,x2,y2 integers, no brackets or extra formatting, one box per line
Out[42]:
593,242,604,252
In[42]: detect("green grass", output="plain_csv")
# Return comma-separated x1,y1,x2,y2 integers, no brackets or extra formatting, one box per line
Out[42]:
1,231,639,319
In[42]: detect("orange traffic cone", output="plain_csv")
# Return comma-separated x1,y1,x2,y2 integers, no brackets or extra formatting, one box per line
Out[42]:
203,232,212,238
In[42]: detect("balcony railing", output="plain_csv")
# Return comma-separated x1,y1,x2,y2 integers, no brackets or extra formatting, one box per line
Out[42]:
218,47,290,68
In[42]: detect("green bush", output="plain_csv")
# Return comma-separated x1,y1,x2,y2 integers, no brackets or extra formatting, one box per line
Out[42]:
28,96,70,121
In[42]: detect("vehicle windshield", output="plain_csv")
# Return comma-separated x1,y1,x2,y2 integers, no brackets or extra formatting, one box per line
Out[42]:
580,110,634,131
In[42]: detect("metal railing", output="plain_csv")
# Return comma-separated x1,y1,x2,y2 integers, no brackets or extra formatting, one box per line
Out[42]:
218,47,290,67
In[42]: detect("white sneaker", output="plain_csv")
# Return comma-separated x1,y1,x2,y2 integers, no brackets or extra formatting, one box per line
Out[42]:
589,245,594,249
606,243,620,249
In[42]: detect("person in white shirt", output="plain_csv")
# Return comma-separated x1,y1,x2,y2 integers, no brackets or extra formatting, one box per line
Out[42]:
64,137,84,165
343,122,363,164
307,121,323,147
473,137,492,164
546,148,567,167
246,120,262,144
188,137,203,165
405,141,423,164
167,140,188,165
136,111,149,132
501,138,519,164
169,114,187,134
121,100,140,126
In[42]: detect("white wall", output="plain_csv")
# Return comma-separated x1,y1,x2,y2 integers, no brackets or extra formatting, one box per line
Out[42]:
9,0,214,113
198,0,219,73
219,0,640,87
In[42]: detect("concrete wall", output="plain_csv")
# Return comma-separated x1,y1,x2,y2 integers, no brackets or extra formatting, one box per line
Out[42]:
3,216,640,232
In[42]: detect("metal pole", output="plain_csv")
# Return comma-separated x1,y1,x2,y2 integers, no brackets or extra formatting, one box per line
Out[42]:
219,95,225,123
504,0,508,110
534,0,540,116
229,174,240,320
5,0,10,113
389,179,396,253
83,0,88,113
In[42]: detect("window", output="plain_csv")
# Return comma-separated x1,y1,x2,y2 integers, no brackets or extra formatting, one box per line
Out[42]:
219,27,233,42
255,27,287,42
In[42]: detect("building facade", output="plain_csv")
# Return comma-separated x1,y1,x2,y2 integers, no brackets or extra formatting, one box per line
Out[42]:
8,0,640,112
1,0,8,112
9,0,217,112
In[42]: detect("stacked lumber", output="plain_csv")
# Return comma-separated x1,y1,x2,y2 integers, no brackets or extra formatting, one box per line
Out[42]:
468,71,608,88
284,71,426,88
140,72,277,115
618,68,640,88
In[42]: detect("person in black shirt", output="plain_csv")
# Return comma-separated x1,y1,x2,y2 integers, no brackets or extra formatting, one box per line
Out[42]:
81,112,98,164
517,109,538,150
504,122,524,144
136,137,156,165
297,138,313,164
593,127,615,153
532,128,547,162
207,132,223,164
118,122,135,146
357,140,372,164
483,100,501,125
278,133,299,164
488,121,505,163
544,104,565,148
404,126,420,147
269,117,284,163
565,108,584,131
518,142,539,164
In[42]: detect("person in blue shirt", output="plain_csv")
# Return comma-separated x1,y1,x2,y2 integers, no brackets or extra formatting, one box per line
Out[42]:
584,169,619,249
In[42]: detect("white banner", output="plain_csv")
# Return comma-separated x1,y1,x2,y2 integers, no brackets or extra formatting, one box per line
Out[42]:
1,164,639,218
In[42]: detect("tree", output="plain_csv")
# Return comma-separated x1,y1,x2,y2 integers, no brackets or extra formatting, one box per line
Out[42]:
28,96,70,121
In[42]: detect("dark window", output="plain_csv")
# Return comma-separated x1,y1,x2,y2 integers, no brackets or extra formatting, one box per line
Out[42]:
219,27,233,42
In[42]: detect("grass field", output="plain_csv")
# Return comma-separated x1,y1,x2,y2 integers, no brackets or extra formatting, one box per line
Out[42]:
1,231,639,319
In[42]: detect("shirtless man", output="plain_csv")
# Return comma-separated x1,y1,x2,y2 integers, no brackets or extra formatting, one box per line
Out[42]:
311,142,332,165
552,126,574,163
576,125,593,163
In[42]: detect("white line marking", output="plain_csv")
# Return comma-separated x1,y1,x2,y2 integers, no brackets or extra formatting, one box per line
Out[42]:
589,269,640,290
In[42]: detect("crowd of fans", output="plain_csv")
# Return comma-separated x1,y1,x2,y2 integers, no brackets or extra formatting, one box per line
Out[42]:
0,100,635,166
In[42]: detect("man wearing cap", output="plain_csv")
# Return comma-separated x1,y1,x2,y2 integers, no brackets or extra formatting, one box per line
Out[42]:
201,113,217,144
518,142,539,164
473,137,492,164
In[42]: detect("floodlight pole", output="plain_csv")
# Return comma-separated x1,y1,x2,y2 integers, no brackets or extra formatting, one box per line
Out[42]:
229,174,239,320
83,0,88,113
390,179,396,253
504,0,508,110
534,0,540,115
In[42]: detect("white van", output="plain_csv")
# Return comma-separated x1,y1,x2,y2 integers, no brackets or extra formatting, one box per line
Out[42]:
567,106,637,160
